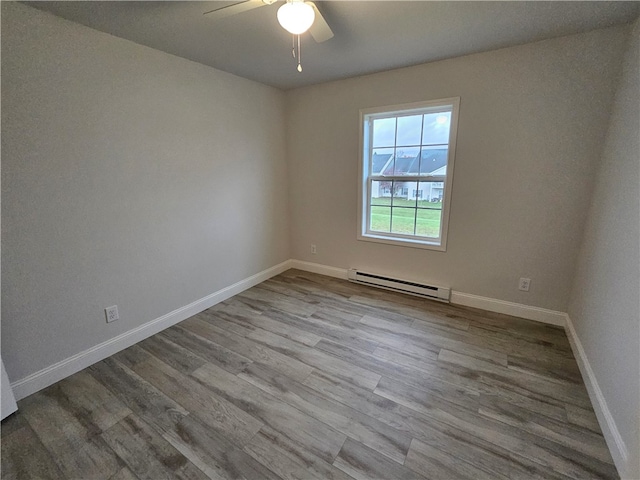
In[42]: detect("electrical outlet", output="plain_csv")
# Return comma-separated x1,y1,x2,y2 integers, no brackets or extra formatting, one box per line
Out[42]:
311,244,317,254
518,278,531,292
105,305,119,323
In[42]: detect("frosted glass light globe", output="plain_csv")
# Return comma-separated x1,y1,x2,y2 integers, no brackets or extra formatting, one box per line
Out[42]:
277,1,315,35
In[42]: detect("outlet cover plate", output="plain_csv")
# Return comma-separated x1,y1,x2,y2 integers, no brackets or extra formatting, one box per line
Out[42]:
105,305,119,323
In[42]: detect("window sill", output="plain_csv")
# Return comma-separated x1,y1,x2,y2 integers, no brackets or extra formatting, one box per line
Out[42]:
357,232,447,251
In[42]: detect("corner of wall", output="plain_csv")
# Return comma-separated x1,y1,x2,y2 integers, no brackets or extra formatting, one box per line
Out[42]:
564,18,640,479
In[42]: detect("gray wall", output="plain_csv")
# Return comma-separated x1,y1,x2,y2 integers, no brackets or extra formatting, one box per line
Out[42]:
285,26,628,312
568,20,640,480
1,3,290,381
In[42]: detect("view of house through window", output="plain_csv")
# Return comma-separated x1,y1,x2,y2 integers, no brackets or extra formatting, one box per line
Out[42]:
359,98,459,250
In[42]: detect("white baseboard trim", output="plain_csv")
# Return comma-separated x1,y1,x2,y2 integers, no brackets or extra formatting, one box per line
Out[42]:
10,260,292,401
289,261,566,326
450,291,567,326
288,260,349,279
8,260,569,401
565,315,628,479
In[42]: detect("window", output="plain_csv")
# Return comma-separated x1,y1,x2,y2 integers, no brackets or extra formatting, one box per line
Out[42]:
358,98,460,250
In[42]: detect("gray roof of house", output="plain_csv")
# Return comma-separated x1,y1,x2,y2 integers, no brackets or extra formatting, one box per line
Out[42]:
372,149,447,175
372,153,392,174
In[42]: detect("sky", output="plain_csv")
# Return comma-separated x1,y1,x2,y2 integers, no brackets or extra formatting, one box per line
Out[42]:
372,112,451,151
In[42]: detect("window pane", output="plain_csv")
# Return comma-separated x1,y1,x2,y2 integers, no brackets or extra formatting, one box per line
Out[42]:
422,111,451,145
416,208,442,238
419,148,448,176
391,207,416,235
392,181,417,207
392,146,420,175
371,180,391,205
371,148,394,175
418,181,444,205
396,115,422,146
370,206,391,233
372,117,396,148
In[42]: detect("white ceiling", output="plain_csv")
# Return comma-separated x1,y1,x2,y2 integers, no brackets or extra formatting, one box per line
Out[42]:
27,1,640,90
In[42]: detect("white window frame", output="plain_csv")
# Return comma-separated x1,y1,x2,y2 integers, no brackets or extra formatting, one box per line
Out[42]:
357,97,460,251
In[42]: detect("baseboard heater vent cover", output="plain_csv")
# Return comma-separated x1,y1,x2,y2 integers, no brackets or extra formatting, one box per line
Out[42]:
348,269,450,303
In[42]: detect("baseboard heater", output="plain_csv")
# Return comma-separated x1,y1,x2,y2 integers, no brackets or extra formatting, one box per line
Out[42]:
348,269,450,303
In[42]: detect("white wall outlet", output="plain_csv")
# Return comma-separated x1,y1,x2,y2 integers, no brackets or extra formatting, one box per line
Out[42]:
518,278,531,292
311,244,317,254
105,305,119,323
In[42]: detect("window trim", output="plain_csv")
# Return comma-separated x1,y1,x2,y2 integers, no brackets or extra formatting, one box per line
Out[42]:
357,97,460,251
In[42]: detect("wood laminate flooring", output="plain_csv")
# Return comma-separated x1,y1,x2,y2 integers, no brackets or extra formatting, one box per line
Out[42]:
1,269,618,479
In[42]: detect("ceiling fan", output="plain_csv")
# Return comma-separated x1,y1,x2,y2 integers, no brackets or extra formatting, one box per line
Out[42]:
203,0,334,72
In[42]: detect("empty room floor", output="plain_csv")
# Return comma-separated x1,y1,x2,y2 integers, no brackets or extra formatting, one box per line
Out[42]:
1,270,617,479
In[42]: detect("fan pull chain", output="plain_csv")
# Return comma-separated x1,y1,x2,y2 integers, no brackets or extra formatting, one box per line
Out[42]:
291,34,303,73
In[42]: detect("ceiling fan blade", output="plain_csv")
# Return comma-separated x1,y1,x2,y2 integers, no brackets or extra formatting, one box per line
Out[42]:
307,1,334,43
203,0,266,20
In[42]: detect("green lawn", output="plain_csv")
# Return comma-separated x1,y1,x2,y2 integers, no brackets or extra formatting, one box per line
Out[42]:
371,198,442,209
370,199,442,237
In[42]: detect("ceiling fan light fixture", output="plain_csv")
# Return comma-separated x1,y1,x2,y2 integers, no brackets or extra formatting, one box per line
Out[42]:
277,1,315,35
